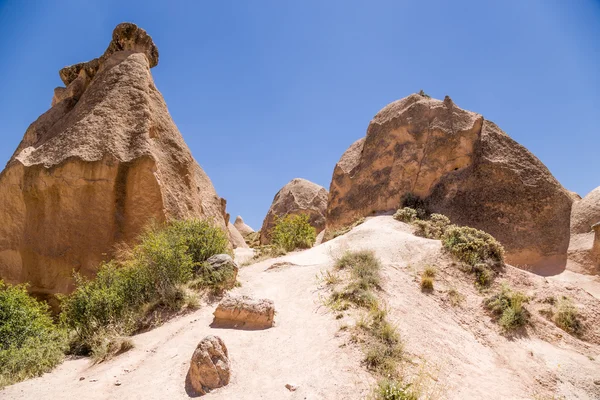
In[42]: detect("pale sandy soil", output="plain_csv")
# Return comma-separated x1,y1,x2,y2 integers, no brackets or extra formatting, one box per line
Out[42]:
3,216,600,399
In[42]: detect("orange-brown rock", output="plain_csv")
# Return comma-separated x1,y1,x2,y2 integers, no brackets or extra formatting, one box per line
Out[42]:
0,23,227,298
567,187,600,275
259,178,328,245
571,186,600,234
326,93,572,273
186,335,231,395
212,295,275,329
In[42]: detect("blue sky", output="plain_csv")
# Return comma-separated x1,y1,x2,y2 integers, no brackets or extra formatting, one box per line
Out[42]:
0,1,598,229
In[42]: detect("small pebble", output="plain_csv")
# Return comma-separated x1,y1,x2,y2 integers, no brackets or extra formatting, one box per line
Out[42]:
285,383,298,392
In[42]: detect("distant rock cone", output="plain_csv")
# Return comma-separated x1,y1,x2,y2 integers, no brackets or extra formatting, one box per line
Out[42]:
233,215,255,237
326,93,573,273
260,178,328,245
0,23,227,297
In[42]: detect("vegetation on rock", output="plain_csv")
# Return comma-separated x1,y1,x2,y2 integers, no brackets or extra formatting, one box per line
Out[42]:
271,214,316,252
0,281,67,388
60,219,231,357
553,297,583,336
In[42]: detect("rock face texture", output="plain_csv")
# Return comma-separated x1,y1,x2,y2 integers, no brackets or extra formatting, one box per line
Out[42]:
233,215,254,237
571,187,600,234
227,222,248,249
213,295,275,329
326,93,573,273
259,178,328,245
187,336,231,395
205,254,239,289
0,23,227,297
568,188,600,275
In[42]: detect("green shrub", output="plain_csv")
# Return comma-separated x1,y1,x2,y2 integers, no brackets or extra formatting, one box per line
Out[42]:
393,207,417,223
400,193,428,219
414,214,451,239
442,226,504,266
271,214,316,252
165,219,230,267
554,297,582,335
373,379,418,400
484,285,529,331
60,219,229,356
0,281,67,388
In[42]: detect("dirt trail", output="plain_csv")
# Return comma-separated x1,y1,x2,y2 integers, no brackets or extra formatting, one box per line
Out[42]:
3,216,600,399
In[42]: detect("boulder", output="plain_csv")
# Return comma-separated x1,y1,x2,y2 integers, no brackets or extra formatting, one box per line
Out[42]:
205,254,238,289
233,215,255,237
227,222,248,249
187,336,230,395
0,23,227,298
571,186,600,234
326,93,573,273
213,295,275,328
259,178,328,245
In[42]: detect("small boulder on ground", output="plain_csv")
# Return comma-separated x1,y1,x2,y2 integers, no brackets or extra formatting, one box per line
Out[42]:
234,216,255,237
205,254,239,289
213,295,275,329
187,336,230,396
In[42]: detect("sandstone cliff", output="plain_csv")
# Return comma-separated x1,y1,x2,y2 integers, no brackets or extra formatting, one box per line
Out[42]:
0,23,227,298
326,93,573,273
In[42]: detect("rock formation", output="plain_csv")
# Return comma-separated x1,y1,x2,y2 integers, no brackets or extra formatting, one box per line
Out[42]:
233,215,255,237
326,93,573,273
205,254,239,289
567,187,600,275
186,336,231,395
259,178,328,245
213,295,275,329
571,186,600,234
227,222,248,249
0,23,227,298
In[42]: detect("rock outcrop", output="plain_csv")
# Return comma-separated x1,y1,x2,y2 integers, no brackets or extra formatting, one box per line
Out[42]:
0,23,227,298
326,93,573,273
186,336,231,395
205,254,239,289
259,178,328,245
213,295,275,329
568,188,600,275
571,186,600,234
233,215,255,237
227,222,248,249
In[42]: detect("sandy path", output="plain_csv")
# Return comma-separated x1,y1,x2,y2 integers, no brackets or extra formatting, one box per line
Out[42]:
2,246,371,400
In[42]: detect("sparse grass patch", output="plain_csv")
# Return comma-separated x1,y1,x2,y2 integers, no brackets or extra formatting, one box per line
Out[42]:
447,288,464,307
553,297,583,336
271,214,316,251
420,276,434,292
484,285,529,331
0,281,67,388
90,334,134,364
324,217,366,241
373,378,418,400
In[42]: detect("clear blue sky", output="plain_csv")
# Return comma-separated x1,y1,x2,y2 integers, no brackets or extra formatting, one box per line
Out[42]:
0,1,598,230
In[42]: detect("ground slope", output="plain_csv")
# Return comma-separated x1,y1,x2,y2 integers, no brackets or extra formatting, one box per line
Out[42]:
3,216,600,399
